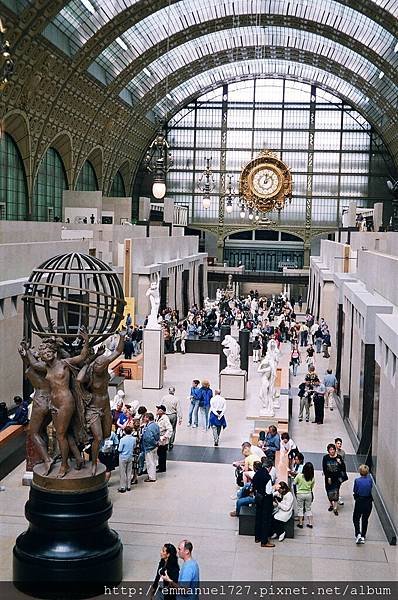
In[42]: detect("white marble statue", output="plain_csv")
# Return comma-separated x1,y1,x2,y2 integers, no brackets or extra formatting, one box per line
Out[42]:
204,297,212,311
145,273,161,329
267,338,281,408
257,356,275,417
221,335,242,372
216,288,222,302
250,297,258,316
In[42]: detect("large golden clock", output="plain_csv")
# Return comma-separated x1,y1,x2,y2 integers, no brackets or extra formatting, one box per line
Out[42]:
239,150,292,213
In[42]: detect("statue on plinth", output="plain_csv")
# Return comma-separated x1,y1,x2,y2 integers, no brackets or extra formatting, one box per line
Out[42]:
257,356,275,417
267,338,281,409
221,335,242,373
146,272,161,329
14,252,126,594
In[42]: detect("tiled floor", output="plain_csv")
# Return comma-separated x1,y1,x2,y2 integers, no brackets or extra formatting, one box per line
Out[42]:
0,342,396,584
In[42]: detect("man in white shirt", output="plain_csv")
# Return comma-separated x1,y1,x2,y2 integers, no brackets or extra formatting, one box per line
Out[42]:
160,386,182,450
209,389,226,446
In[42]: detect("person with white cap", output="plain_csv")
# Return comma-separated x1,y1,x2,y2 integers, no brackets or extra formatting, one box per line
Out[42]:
160,386,182,450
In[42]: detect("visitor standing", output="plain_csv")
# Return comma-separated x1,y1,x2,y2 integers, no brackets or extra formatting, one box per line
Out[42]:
323,369,338,410
142,413,160,482
198,379,213,431
313,380,326,424
151,543,180,599
252,461,275,548
209,389,227,446
253,336,261,363
155,405,173,473
188,379,201,428
322,443,346,515
290,345,301,376
118,426,136,493
294,462,315,528
353,465,373,544
161,386,182,449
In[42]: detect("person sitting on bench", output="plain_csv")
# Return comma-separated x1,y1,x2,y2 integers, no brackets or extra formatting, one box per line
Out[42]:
270,481,294,542
0,396,29,431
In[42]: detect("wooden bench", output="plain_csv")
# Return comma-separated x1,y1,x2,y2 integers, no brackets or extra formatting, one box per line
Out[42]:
238,505,295,539
110,356,143,380
0,424,27,480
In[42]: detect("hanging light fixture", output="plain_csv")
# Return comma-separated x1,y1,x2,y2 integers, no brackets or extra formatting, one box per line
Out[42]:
144,127,173,199
197,157,215,209
239,205,246,219
254,211,260,221
248,208,254,220
224,174,236,214
0,18,15,90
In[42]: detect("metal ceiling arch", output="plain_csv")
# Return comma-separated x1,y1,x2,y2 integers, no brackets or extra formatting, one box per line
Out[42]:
104,58,393,189
119,26,396,107
84,1,397,86
137,49,392,122
33,11,396,182
101,16,396,98
20,0,397,57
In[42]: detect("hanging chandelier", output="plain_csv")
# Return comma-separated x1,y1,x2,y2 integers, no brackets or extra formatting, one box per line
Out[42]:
224,174,236,214
144,127,173,200
197,157,216,209
0,18,15,91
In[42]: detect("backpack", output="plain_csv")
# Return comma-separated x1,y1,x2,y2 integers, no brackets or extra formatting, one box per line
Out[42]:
235,467,244,487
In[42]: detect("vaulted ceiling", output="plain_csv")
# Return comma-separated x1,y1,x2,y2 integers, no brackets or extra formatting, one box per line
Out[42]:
3,0,398,180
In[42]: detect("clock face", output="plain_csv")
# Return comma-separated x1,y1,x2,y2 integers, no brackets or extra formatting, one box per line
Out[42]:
250,166,282,198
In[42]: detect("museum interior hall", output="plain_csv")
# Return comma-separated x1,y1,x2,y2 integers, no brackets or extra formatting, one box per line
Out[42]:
0,0,398,596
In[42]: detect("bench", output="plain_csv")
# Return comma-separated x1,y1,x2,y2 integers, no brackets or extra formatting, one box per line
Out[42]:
238,505,295,539
110,356,143,380
0,424,27,480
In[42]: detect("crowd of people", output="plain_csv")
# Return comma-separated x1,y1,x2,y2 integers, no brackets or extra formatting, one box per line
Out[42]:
230,430,373,546
99,387,184,491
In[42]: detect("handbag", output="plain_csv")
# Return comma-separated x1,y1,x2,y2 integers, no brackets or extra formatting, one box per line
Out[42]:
235,467,244,487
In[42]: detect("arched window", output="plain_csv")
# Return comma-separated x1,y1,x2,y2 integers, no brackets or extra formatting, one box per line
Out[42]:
33,148,68,221
75,160,98,191
0,132,28,220
110,170,126,197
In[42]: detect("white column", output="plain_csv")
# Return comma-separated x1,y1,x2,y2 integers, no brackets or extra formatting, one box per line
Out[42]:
193,261,199,306
202,260,209,300
136,275,151,324
188,262,194,308
176,265,183,316
168,267,176,310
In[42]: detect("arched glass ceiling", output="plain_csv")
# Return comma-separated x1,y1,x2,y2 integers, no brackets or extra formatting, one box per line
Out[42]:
151,59,386,124
122,26,395,104
45,0,398,72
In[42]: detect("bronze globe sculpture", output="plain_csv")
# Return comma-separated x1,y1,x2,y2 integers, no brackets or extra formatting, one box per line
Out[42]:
14,253,125,597
23,252,125,350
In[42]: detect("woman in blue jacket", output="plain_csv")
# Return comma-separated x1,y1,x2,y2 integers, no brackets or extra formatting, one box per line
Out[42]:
199,379,213,431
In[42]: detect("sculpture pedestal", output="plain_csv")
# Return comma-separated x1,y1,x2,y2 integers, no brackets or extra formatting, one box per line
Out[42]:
142,328,164,389
220,369,247,400
13,461,123,598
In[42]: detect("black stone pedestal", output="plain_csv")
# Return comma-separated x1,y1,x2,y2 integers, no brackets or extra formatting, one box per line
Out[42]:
13,463,122,599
